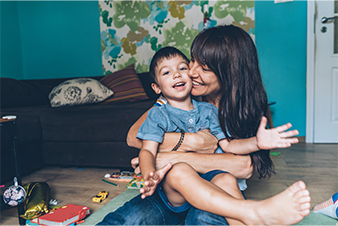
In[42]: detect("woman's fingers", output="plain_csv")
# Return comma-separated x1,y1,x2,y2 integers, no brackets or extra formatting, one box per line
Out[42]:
280,129,299,138
259,116,267,130
275,123,292,133
276,138,299,148
131,157,139,168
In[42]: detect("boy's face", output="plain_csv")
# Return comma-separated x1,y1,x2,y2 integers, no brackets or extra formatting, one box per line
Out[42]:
152,56,192,101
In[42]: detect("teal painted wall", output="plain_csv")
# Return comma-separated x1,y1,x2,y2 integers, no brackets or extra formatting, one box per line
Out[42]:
0,1,102,79
0,0,307,136
1,1,24,80
256,0,307,136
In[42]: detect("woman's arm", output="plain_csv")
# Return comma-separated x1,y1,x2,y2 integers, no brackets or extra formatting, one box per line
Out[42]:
160,129,218,153
154,151,253,179
132,151,252,179
218,117,299,155
127,108,153,149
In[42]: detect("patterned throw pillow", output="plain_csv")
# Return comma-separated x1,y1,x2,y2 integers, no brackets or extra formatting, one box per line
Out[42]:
49,78,114,107
100,64,148,103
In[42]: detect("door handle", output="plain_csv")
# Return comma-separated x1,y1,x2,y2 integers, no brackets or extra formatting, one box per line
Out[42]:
321,16,338,23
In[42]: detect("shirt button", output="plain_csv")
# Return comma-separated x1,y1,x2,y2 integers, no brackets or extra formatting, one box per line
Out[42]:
188,128,192,132
189,119,193,123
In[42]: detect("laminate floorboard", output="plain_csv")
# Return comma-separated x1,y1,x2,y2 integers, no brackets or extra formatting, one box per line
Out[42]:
1,143,337,225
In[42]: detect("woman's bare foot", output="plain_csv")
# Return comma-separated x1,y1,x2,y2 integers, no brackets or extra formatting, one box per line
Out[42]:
245,181,311,225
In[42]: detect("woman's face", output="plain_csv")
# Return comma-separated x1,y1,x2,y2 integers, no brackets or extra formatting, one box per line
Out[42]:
188,59,221,99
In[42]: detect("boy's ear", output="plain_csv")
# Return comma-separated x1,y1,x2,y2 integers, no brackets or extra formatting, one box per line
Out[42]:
151,83,162,95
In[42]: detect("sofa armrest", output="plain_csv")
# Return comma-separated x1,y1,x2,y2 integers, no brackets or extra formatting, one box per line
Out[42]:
0,78,54,108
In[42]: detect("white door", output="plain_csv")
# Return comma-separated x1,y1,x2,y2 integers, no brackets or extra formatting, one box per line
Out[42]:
308,0,338,143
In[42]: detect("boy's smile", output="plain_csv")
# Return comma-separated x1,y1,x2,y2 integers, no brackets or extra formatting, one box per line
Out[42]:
173,81,186,90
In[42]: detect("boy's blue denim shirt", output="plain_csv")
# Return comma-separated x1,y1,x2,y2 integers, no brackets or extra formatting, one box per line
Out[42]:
137,99,225,143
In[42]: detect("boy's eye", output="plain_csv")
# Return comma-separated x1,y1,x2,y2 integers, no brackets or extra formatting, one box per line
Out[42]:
163,71,170,76
180,66,188,71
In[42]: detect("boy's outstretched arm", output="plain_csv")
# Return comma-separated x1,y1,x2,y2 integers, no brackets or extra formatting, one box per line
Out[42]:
218,116,299,155
139,140,158,181
139,140,172,199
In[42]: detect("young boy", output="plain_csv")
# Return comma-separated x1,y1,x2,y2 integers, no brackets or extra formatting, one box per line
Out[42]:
136,46,310,225
137,46,228,198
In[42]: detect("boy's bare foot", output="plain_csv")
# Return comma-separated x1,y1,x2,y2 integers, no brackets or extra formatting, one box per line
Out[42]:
245,181,311,225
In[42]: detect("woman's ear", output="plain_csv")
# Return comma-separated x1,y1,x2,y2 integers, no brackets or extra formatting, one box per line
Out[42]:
151,83,162,95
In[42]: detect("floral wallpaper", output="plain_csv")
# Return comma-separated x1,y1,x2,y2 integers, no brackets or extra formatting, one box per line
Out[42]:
99,0,255,75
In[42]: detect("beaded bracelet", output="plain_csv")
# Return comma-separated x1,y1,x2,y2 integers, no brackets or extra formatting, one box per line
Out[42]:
171,130,185,151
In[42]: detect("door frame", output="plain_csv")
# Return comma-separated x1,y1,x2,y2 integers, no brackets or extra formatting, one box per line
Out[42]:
306,0,315,143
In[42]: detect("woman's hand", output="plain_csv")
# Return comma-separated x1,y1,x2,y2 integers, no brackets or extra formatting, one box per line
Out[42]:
256,116,299,150
131,157,141,174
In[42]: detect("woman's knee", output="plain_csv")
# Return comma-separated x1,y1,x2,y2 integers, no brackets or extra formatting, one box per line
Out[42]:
186,207,229,225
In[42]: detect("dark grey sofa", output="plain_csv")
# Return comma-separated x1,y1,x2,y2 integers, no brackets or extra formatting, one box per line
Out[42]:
0,72,158,183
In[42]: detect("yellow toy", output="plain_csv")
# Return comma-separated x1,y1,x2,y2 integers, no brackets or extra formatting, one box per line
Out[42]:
92,190,108,203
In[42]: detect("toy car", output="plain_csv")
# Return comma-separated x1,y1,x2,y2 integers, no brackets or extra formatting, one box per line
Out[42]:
92,190,108,203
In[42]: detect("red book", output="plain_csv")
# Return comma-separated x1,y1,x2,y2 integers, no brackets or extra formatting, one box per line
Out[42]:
38,204,90,226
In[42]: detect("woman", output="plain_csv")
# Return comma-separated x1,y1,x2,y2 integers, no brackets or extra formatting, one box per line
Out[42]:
97,25,309,225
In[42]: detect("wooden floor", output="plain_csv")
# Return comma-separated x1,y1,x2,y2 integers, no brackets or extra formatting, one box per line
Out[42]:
1,142,337,225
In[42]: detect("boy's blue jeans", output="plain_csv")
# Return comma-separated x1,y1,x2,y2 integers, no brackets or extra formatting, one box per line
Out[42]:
96,190,229,225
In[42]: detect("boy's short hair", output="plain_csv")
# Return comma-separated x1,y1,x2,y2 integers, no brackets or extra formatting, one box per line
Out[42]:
149,46,189,83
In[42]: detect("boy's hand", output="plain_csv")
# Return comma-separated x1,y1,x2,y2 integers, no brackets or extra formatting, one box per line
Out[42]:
140,163,172,199
256,116,299,150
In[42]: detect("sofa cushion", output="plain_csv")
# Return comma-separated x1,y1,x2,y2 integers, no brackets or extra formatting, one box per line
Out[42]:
49,78,113,107
38,100,154,142
100,64,149,103
42,141,138,169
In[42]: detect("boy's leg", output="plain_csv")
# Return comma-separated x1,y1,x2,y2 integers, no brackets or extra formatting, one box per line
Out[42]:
210,173,245,225
163,164,244,225
96,191,187,225
163,162,311,225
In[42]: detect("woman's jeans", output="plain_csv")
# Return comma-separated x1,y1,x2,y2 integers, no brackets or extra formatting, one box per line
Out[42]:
96,191,229,225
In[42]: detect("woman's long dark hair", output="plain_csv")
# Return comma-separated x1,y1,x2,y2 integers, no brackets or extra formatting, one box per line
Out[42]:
191,25,274,179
